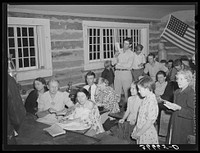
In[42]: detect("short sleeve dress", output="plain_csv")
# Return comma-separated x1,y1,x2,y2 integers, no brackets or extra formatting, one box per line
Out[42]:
132,93,159,144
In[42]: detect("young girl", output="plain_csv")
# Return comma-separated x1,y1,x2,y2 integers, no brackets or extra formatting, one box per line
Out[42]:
109,81,142,143
131,76,159,144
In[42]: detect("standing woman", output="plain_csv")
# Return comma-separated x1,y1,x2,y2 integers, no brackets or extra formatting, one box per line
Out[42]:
94,77,120,126
24,77,48,116
131,76,159,144
164,70,195,144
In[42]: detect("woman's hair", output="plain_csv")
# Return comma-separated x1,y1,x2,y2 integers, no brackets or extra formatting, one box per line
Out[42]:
156,70,166,81
176,69,193,85
98,77,109,86
104,60,111,69
33,77,47,90
47,77,60,87
135,44,144,51
77,87,90,99
137,75,155,92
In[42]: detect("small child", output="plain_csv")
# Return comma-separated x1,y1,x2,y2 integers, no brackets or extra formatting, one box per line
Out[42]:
110,81,142,143
131,76,159,144
101,60,115,88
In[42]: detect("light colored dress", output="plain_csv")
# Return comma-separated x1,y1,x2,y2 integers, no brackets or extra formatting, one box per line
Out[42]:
95,86,120,114
126,95,142,122
62,102,104,135
36,91,74,125
133,93,159,144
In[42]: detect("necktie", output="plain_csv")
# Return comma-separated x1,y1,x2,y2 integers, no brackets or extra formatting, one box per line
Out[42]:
88,86,91,99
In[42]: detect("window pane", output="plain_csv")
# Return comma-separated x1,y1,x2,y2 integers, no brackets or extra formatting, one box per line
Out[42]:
89,29,92,36
24,58,29,67
104,52,106,58
89,45,92,52
93,37,96,44
97,45,100,51
18,48,22,57
89,37,92,44
19,58,23,67
18,38,22,47
9,49,15,58
29,38,34,46
17,27,21,37
23,48,29,57
97,29,100,36
29,28,34,36
107,52,110,58
93,53,96,60
111,51,114,58
8,27,14,37
93,29,96,36
93,45,96,51
97,53,100,59
22,27,27,36
107,37,109,43
9,38,15,47
30,58,36,66
30,48,35,56
97,37,100,44
23,38,28,47
103,37,106,43
89,53,92,60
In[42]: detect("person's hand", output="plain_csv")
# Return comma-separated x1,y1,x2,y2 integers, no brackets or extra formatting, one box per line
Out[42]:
119,119,125,124
129,120,136,125
48,108,57,114
131,131,140,140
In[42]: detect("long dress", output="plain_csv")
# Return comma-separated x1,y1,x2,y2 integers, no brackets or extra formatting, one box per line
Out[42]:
133,93,159,144
170,86,194,144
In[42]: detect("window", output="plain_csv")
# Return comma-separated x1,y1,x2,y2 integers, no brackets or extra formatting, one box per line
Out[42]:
83,21,149,70
8,17,52,81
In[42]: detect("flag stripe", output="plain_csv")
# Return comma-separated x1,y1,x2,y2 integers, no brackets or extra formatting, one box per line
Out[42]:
162,34,195,54
163,31,195,51
160,15,195,53
165,28,195,49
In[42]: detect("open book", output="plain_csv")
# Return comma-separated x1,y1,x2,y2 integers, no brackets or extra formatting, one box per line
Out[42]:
43,124,66,137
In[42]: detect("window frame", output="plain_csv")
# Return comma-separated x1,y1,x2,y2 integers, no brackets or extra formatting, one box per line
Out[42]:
83,20,149,70
8,17,52,81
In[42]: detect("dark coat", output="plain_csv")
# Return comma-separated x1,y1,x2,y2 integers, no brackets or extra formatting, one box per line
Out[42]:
24,90,39,115
7,74,26,143
171,86,195,144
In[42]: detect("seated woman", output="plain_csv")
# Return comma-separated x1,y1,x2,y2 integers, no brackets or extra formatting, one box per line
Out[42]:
94,77,120,128
154,70,174,135
36,78,74,125
24,77,48,116
59,88,104,136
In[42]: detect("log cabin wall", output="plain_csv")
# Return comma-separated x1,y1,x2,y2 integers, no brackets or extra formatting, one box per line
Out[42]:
7,9,195,92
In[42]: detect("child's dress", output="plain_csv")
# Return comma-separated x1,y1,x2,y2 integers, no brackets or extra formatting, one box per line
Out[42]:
133,93,159,144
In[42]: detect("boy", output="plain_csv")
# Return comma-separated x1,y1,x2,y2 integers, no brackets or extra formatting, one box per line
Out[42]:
83,71,97,103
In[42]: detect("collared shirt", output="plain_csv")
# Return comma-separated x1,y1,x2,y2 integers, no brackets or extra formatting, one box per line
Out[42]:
83,83,97,103
144,61,168,82
112,49,134,70
155,81,168,96
132,52,146,69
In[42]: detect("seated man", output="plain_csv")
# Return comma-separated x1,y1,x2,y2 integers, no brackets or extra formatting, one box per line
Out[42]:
36,78,74,125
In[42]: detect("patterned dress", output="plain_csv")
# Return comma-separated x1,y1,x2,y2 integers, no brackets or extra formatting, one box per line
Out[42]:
94,86,120,113
62,101,104,135
132,93,159,144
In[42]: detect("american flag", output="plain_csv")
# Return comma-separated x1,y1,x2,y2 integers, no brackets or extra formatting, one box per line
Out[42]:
160,15,195,54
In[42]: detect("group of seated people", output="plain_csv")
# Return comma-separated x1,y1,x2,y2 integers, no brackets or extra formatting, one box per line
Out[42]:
23,52,195,144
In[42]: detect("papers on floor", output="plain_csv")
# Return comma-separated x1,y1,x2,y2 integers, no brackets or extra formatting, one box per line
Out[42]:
43,124,66,137
57,121,91,131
